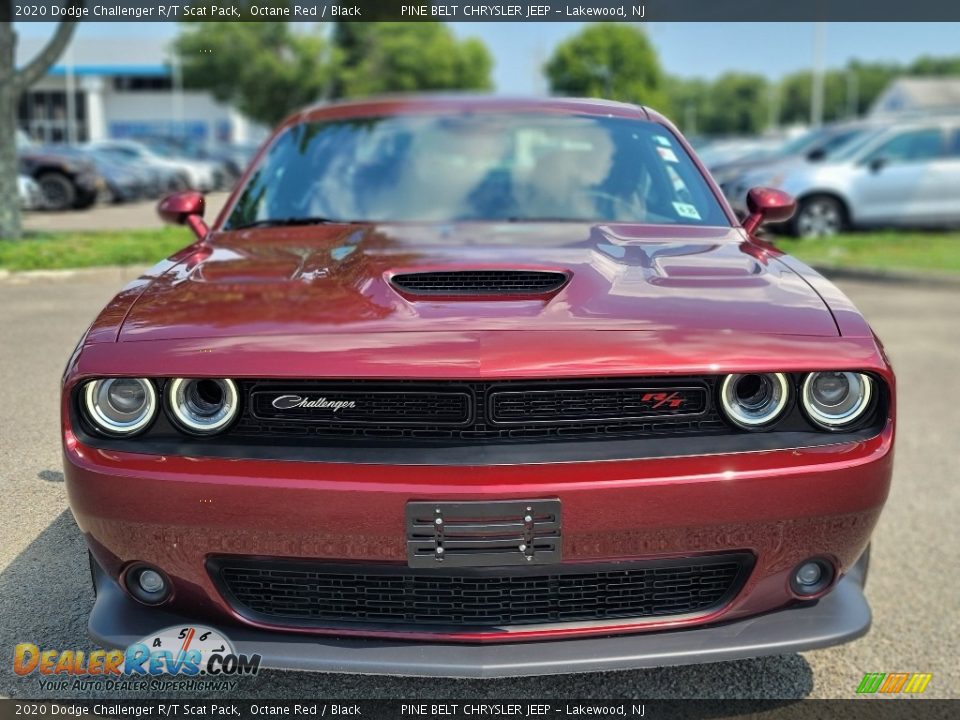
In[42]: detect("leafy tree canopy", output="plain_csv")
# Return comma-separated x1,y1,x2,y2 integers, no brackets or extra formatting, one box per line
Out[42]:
544,23,667,110
175,21,493,127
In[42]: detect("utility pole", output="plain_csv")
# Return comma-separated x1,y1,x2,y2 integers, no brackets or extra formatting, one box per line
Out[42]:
171,52,184,141
810,22,826,127
685,102,697,136
768,84,780,132
847,69,859,118
65,41,76,144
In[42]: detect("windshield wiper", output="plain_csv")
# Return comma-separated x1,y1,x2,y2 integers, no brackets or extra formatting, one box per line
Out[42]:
231,216,353,229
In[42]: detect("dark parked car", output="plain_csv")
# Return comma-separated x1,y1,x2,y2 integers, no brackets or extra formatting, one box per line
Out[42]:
17,131,102,210
49,146,160,204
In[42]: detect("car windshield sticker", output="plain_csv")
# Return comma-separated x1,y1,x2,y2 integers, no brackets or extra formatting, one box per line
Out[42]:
673,201,702,220
654,135,673,147
657,146,679,163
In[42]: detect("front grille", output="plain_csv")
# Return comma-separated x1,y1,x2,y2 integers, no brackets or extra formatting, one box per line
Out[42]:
213,554,751,630
391,270,568,296
231,377,726,444
250,386,472,426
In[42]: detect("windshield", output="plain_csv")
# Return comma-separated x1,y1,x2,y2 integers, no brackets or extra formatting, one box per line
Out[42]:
226,113,730,227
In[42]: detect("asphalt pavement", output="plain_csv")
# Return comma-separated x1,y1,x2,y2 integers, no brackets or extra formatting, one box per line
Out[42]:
0,268,957,702
23,193,231,233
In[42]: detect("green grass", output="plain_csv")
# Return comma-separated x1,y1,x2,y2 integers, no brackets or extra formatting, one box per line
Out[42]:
772,231,960,276
1,226,959,277
0,227,193,272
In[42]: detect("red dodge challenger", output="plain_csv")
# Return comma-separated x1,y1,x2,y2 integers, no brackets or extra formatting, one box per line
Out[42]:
62,96,894,677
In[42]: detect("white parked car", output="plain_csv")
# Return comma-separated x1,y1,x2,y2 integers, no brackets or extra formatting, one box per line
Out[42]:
734,118,960,237
18,174,44,210
90,140,219,193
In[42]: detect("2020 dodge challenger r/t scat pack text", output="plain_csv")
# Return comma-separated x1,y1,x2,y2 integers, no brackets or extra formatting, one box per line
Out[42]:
62,97,894,677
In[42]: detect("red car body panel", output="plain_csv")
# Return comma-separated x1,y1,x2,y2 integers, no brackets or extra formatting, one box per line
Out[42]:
62,96,894,669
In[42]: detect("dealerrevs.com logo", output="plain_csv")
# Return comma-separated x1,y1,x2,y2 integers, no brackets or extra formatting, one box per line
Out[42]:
13,626,261,692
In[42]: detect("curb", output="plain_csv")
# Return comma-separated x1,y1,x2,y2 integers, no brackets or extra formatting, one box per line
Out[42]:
0,265,151,284
812,264,960,289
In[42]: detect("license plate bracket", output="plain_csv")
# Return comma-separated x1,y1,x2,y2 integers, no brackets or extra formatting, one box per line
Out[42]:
406,499,561,568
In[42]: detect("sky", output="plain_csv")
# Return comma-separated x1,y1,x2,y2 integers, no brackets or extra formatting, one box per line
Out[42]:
15,21,960,95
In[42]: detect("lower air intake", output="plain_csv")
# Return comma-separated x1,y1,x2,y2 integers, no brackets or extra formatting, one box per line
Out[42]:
212,554,752,631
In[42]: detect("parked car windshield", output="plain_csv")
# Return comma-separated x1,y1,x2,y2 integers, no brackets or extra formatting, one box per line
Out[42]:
226,113,730,227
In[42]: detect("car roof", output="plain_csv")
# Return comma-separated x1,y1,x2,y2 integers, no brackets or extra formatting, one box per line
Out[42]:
286,94,658,128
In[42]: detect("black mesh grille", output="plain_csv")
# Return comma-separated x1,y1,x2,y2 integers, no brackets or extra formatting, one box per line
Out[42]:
391,270,568,296
231,378,724,444
215,555,750,629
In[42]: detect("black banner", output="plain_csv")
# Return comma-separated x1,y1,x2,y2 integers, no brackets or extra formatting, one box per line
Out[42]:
0,700,958,720
11,0,960,22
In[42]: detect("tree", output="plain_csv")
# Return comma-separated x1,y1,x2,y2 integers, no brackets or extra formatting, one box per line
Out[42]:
544,23,667,110
176,22,493,129
698,72,770,136
663,76,710,135
332,23,491,99
0,0,82,239
176,22,334,128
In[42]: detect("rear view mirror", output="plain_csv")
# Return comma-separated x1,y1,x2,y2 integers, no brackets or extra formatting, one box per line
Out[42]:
158,191,208,240
742,187,797,235
868,157,888,173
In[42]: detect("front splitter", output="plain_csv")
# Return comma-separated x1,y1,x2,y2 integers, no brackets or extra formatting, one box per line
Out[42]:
87,555,870,678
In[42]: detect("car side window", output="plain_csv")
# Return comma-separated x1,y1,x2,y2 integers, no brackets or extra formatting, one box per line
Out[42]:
948,129,960,157
862,129,944,165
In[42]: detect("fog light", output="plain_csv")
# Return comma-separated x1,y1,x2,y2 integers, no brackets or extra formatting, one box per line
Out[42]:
138,569,165,594
795,563,822,586
790,559,833,597
125,564,172,605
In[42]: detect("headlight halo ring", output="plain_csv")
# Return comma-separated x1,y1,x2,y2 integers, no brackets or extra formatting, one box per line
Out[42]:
166,377,239,435
719,372,791,430
82,377,157,436
801,371,873,429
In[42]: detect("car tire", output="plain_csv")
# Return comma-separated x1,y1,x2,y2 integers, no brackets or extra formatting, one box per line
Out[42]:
790,195,847,238
37,172,77,211
73,190,98,210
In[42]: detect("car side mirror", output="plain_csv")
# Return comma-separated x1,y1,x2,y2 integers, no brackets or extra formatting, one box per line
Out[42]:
806,148,826,162
158,191,208,240
742,187,797,235
868,157,887,174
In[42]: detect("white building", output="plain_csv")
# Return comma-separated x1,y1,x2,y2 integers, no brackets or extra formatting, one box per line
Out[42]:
869,77,960,117
16,36,261,145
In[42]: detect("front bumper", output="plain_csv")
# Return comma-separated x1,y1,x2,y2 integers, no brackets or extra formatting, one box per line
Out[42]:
66,417,891,652
89,551,870,677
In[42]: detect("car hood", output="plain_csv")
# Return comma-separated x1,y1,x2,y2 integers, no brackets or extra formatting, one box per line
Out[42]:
118,223,838,342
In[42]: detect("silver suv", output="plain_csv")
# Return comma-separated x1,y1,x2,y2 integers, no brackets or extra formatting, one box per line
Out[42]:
734,118,960,237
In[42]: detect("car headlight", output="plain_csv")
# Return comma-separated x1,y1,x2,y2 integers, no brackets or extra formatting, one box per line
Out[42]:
720,373,790,429
167,378,239,435
801,372,873,429
83,378,157,436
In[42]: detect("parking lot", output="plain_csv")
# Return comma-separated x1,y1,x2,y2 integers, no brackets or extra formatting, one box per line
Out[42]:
0,268,957,701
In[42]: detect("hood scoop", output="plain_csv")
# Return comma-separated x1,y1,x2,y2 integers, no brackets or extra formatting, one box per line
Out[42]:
390,270,569,299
